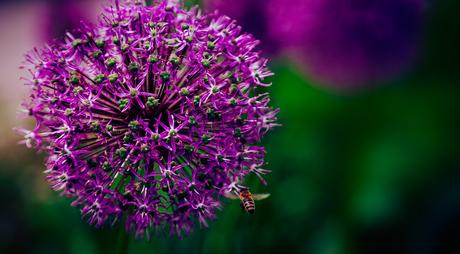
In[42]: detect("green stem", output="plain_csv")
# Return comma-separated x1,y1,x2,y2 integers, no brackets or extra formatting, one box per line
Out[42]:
116,226,130,254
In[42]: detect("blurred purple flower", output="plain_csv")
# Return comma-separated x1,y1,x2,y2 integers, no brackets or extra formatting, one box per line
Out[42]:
205,0,425,89
43,0,102,40
264,0,315,50
18,0,278,237
203,0,273,53
295,0,425,88
203,0,250,21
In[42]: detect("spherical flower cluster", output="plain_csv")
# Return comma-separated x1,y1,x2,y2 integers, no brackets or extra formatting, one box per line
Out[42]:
18,0,278,237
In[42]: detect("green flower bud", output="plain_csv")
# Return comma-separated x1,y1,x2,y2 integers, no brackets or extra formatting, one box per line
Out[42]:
148,55,159,63
116,147,127,158
207,41,215,50
72,39,83,47
95,39,105,48
108,73,118,83
65,108,74,116
128,120,140,131
94,74,105,84
180,87,189,96
128,62,139,72
146,97,159,108
160,72,170,82
118,99,129,110
151,133,160,141
106,57,117,68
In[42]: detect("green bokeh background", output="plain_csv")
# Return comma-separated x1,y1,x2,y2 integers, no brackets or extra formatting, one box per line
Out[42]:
1,0,459,254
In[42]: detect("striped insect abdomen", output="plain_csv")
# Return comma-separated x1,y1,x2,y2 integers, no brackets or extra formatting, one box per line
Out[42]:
240,190,256,214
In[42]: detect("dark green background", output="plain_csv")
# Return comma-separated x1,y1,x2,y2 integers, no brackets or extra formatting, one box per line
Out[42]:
1,0,459,253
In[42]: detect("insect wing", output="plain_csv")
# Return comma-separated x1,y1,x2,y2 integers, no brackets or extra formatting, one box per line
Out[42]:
252,193,270,200
223,191,240,200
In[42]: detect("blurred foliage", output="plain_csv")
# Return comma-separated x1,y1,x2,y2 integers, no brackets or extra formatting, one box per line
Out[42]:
1,0,460,254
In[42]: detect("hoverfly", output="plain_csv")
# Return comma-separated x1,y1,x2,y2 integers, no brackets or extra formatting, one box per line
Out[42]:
224,186,270,214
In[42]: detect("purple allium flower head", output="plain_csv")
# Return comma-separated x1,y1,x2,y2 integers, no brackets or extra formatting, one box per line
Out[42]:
273,0,425,89
18,0,278,237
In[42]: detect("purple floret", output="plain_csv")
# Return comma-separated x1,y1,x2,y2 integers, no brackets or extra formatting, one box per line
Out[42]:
18,0,278,238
